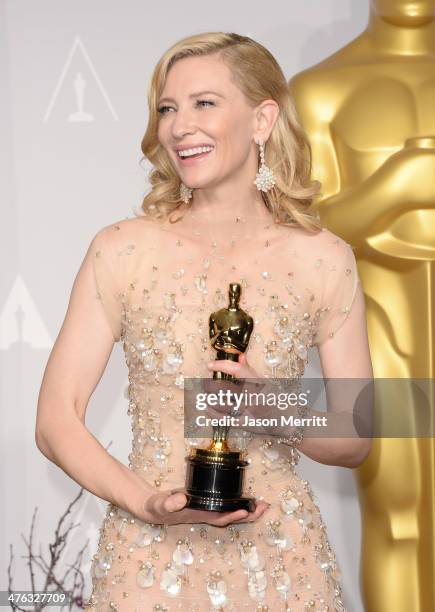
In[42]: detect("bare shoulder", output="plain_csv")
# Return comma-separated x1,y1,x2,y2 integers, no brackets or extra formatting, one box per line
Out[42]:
95,215,158,248
291,224,349,248
289,226,354,270
315,227,352,253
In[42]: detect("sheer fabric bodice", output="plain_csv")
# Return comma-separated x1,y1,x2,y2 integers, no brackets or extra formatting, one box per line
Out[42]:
83,206,359,612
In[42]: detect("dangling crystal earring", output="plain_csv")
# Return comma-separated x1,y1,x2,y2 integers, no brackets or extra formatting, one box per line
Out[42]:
254,139,276,192
180,182,193,204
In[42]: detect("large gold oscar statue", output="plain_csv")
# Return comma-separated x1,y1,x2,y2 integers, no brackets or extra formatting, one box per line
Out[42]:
288,1,435,610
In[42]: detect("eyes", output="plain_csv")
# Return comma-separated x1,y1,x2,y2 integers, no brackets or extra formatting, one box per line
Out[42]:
157,99,215,115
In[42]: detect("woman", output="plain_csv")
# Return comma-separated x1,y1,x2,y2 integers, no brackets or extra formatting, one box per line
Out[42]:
36,32,373,611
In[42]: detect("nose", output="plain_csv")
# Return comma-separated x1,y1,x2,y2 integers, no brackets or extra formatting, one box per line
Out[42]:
170,106,197,140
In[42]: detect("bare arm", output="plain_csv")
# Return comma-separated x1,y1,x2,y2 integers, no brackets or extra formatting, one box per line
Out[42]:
35,235,151,519
36,231,269,526
297,282,374,468
206,236,373,469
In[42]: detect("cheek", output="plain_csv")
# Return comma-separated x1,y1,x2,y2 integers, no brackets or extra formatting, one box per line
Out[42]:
205,110,249,141
156,122,166,145
216,120,252,158
156,119,174,149
201,114,227,139
225,129,254,166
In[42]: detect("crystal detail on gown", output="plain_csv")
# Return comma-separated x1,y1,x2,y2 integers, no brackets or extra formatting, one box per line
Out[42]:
83,211,359,611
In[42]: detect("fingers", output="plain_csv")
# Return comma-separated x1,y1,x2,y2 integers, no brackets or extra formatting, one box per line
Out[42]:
187,507,247,527
143,488,271,528
231,501,271,524
203,378,239,397
163,492,188,513
221,501,270,525
207,354,250,377
210,509,249,527
207,354,259,380
145,491,187,520
200,502,270,527
207,359,240,377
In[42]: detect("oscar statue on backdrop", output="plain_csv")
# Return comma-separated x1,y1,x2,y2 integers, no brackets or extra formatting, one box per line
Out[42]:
288,1,435,610
68,72,94,123
184,283,256,512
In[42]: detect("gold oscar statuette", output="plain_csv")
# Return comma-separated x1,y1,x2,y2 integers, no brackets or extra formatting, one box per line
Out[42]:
184,283,257,512
288,2,435,608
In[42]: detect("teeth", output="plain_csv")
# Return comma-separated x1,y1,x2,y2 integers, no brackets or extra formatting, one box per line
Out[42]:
178,146,214,158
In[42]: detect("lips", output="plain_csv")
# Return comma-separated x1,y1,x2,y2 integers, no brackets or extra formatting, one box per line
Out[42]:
174,144,214,153
176,147,214,166
180,150,211,159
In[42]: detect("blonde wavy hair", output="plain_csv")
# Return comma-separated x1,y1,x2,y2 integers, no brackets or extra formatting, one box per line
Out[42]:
140,31,322,232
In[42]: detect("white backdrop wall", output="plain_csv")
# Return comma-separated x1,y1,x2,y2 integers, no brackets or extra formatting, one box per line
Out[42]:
1,1,370,609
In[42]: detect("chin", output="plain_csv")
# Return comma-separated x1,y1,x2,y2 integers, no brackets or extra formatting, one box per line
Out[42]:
184,175,222,190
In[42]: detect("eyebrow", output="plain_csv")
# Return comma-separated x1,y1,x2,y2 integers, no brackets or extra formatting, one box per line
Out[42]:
158,90,225,105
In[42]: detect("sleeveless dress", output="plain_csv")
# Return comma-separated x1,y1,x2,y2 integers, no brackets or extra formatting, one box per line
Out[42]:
82,206,360,612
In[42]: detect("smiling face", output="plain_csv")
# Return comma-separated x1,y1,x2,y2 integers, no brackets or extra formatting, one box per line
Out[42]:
156,53,260,191
370,0,435,26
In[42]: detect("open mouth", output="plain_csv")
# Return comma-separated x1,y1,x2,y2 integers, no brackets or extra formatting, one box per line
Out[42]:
181,151,210,159
177,146,214,161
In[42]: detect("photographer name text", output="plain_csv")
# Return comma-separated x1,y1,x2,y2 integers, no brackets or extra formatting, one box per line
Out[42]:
195,414,327,428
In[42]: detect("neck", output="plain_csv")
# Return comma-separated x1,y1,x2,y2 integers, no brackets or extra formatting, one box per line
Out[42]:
366,10,435,56
187,183,273,222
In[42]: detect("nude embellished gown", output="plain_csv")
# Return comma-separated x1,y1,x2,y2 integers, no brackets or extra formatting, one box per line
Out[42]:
81,206,361,612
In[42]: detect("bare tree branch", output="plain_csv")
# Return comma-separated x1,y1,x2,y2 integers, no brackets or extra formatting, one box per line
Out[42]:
7,488,90,611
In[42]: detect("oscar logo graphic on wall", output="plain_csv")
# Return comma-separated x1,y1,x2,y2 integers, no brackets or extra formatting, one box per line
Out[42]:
0,276,52,350
43,35,119,123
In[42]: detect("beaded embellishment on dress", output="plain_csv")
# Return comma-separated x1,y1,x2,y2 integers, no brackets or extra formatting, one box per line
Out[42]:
83,209,358,611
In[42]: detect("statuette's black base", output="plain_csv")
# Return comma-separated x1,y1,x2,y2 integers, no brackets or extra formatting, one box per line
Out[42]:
185,492,256,512
184,448,257,513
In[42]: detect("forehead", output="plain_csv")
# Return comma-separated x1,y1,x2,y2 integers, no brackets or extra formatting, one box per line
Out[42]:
161,54,237,96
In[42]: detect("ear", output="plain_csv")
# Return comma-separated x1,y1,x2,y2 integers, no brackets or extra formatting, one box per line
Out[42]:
253,99,280,142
